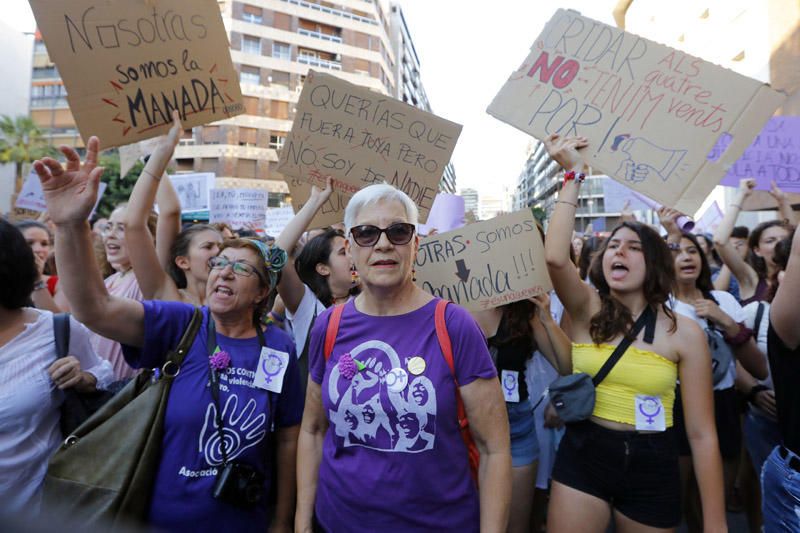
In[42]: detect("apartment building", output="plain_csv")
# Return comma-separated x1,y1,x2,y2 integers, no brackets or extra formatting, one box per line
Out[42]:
29,0,455,203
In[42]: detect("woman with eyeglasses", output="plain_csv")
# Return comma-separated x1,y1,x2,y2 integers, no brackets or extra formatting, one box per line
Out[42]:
33,137,304,532
296,183,511,532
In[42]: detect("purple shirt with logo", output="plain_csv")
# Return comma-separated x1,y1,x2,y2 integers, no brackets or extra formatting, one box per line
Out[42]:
309,298,495,532
122,301,303,532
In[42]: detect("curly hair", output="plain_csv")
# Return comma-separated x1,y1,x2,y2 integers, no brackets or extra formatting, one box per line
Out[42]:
588,222,676,344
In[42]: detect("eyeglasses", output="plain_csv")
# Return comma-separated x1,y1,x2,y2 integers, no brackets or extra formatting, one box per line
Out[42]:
208,256,260,278
100,223,125,238
350,223,416,247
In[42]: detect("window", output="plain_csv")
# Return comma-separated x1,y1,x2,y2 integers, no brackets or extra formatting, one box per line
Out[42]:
237,159,257,179
273,12,291,31
200,158,218,173
32,66,58,79
269,101,289,120
242,4,263,23
243,96,259,115
270,71,290,89
242,35,261,55
269,134,286,150
202,126,220,143
272,42,291,61
175,158,194,172
239,128,257,146
240,65,260,85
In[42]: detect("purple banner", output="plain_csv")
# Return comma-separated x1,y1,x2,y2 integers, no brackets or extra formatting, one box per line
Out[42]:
602,177,652,213
717,116,800,191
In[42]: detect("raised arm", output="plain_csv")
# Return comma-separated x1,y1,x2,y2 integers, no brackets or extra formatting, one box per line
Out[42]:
771,226,800,349
34,137,145,347
530,292,572,374
276,175,332,313
155,174,182,269
542,134,595,323
713,179,759,293
125,113,183,301
769,179,798,226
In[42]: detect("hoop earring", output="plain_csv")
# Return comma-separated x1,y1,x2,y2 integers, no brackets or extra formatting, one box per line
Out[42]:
412,267,417,282
351,264,359,285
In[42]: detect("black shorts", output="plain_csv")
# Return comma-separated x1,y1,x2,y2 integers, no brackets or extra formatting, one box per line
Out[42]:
674,386,741,459
552,420,681,529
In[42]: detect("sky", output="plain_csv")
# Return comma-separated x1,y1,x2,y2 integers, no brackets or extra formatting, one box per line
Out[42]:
4,0,618,198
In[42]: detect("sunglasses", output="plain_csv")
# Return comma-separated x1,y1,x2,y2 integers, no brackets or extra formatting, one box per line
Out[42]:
350,223,416,247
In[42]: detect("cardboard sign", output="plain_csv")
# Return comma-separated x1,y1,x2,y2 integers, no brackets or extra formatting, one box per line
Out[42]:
277,70,462,223
415,210,552,311
30,0,244,149
487,9,785,216
209,188,268,230
419,193,466,236
694,201,723,233
739,189,800,211
264,206,295,237
119,137,161,178
717,116,800,191
601,177,651,213
170,172,214,213
15,170,107,217
285,175,348,230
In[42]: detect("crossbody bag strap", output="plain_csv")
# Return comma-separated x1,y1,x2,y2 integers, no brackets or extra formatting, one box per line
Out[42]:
592,306,655,386
53,313,71,359
753,302,766,339
323,304,346,361
165,307,204,369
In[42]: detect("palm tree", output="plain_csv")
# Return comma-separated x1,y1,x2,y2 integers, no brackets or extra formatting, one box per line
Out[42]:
0,115,57,193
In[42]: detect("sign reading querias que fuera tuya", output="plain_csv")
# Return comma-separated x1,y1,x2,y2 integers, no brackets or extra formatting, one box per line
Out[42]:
415,210,552,312
488,9,785,216
277,71,462,224
30,0,244,149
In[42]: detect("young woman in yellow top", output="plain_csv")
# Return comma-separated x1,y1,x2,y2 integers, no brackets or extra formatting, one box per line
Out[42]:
543,134,725,532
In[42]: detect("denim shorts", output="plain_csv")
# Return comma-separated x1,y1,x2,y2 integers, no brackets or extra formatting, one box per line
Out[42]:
762,446,800,533
507,399,539,467
552,421,681,528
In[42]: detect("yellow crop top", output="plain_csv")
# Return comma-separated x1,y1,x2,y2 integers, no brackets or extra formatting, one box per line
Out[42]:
572,343,678,427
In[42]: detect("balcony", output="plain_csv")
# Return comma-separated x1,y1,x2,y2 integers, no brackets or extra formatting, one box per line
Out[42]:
298,27,343,44
297,55,342,70
280,0,378,26
31,97,68,108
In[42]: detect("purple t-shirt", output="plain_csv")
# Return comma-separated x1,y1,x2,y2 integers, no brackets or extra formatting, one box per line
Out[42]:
122,301,303,532
309,298,496,532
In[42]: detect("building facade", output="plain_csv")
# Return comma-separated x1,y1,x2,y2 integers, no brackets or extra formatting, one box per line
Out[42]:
460,187,479,222
29,0,453,202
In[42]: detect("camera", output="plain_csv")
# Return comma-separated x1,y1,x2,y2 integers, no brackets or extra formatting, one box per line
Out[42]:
212,462,265,508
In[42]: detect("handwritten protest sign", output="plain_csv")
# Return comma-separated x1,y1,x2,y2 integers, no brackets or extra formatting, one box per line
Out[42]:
264,206,295,237
601,177,651,213
119,137,161,178
694,201,723,233
415,210,552,311
716,116,800,191
488,9,785,216
209,188,268,230
30,0,243,150
170,172,213,213
15,170,107,216
277,71,462,223
285,175,348,230
418,193,466,236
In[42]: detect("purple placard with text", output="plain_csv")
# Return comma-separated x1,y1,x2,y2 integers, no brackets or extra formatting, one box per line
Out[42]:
716,116,800,191
602,177,651,213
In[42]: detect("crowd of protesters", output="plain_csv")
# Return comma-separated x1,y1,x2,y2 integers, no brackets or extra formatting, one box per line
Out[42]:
1,123,800,533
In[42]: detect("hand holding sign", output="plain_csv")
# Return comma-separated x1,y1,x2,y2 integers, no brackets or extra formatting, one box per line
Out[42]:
33,137,104,224
543,134,588,171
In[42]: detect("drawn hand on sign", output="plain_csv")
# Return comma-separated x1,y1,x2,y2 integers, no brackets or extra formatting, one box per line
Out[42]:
33,137,104,224
543,133,588,170
610,134,687,184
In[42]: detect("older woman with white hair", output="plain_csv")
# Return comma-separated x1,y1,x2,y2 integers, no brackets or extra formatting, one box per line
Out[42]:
296,183,511,532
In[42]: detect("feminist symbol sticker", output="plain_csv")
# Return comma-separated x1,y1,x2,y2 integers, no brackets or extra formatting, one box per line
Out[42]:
634,395,666,431
254,347,290,393
501,370,520,403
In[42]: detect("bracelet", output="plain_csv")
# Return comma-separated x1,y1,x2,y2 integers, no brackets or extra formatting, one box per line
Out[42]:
556,200,578,208
563,170,586,183
723,322,752,346
33,280,47,291
730,203,742,208
141,169,161,181
747,384,769,403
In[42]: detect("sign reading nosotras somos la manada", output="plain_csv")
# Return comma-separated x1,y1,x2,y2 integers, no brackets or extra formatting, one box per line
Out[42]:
277,70,462,224
488,8,785,216
30,0,244,150
415,209,552,312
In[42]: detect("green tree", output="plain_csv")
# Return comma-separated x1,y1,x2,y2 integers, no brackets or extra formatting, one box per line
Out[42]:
95,150,145,219
0,115,58,192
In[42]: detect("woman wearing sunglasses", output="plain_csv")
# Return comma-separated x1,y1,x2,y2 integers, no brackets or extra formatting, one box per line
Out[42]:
296,183,511,532
33,138,304,532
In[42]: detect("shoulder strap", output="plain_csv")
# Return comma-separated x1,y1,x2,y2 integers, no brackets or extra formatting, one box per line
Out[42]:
435,300,456,378
592,306,655,386
754,302,766,338
166,307,204,367
53,313,71,359
323,304,346,361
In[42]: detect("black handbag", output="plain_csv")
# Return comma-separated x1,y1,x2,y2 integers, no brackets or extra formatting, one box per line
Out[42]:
549,306,656,423
53,313,115,436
